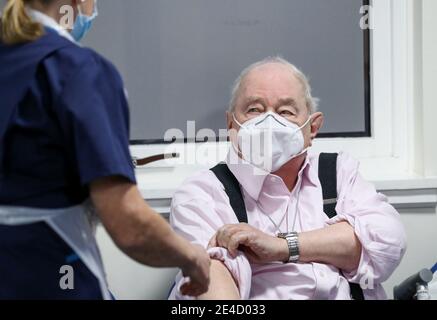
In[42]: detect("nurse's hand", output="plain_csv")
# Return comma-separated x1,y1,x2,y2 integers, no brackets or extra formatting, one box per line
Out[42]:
208,223,289,264
180,244,211,297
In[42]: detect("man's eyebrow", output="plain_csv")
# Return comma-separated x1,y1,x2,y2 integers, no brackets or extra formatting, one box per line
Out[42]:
242,96,299,109
276,97,298,108
243,96,266,106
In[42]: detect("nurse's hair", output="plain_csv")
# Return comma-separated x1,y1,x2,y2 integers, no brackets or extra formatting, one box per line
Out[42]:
228,56,319,114
0,0,52,45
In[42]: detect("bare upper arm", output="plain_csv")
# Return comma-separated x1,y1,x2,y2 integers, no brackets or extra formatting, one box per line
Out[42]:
197,259,240,300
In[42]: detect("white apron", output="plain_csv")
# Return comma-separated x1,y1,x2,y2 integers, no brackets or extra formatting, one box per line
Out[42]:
0,202,111,300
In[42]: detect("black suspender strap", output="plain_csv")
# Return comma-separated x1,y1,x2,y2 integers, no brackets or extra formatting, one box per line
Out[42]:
318,153,339,219
349,283,365,301
318,153,365,301
211,163,248,224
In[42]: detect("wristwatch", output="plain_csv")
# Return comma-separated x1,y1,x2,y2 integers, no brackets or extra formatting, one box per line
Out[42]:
277,232,300,263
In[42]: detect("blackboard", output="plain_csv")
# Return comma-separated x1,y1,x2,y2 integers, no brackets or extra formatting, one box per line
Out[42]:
1,0,371,142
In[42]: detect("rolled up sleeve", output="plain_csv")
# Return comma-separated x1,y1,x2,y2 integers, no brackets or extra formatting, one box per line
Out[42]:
168,183,252,300
327,153,407,285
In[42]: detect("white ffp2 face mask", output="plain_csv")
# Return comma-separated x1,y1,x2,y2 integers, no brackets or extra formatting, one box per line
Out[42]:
233,112,311,173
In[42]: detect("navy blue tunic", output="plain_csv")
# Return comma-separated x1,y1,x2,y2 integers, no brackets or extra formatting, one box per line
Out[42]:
0,29,136,299
0,29,136,209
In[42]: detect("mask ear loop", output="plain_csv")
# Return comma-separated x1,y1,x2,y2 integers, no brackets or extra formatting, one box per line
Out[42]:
77,0,99,18
292,146,309,160
290,115,313,159
295,115,312,132
90,0,99,18
230,114,261,167
232,113,245,129
77,0,84,16
229,114,244,160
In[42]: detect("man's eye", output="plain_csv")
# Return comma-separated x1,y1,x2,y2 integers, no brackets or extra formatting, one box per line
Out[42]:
280,110,294,116
248,107,261,113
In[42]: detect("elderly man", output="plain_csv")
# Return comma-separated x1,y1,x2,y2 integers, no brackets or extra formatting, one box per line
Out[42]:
169,57,406,300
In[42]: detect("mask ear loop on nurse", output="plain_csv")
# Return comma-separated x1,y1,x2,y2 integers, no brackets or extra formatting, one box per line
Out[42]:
71,0,99,42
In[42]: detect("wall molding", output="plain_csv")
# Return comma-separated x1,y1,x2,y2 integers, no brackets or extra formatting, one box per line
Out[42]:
141,178,437,216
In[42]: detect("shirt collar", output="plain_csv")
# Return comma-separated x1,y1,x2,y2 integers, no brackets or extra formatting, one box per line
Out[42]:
26,8,76,44
226,146,269,201
226,146,316,201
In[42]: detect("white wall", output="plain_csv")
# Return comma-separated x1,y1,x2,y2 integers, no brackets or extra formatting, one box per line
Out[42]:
383,0,437,298
96,226,177,300
383,208,437,299
421,0,437,177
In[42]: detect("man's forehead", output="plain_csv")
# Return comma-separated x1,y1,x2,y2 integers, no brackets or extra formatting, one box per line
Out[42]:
242,64,302,91
239,64,303,100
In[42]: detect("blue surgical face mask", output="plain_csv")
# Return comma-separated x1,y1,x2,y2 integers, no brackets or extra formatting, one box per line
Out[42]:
71,0,98,42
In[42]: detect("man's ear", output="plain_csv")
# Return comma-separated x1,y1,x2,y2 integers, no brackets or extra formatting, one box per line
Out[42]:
310,112,324,141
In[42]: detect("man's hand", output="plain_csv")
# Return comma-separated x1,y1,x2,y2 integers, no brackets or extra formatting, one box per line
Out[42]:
208,223,289,264
180,244,211,297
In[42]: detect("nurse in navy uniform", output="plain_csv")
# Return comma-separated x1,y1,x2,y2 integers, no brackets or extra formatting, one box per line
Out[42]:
0,0,210,299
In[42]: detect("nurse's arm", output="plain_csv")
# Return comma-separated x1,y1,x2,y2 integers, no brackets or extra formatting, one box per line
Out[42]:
90,176,211,297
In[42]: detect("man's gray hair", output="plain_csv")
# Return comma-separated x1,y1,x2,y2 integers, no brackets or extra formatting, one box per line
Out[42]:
229,56,319,114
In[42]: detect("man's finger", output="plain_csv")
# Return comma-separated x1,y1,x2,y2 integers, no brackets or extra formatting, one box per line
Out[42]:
229,232,250,257
218,224,241,240
217,225,242,248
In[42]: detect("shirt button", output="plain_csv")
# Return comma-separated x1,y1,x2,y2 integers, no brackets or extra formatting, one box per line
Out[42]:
319,271,325,278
